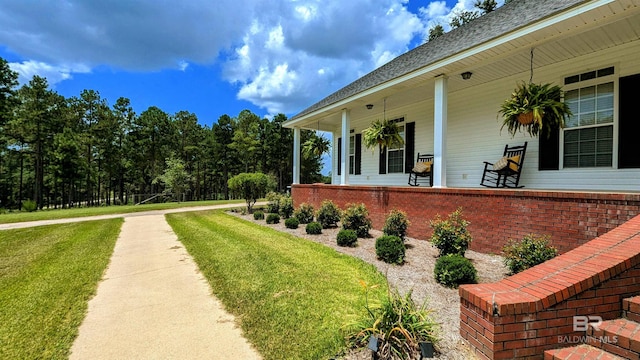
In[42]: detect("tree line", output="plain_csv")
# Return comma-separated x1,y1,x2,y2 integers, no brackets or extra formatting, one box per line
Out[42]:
0,57,326,210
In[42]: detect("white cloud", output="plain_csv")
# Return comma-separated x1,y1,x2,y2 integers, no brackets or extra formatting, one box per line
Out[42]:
9,60,91,85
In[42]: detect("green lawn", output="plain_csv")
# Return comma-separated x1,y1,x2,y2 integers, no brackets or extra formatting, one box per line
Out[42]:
0,219,123,359
0,199,245,224
166,211,388,360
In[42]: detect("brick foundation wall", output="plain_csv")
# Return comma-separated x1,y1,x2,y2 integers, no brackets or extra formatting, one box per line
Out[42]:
459,215,640,359
291,184,640,254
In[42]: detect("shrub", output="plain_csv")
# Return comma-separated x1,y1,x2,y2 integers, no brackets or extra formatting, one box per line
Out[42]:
502,234,558,274
429,208,472,257
279,195,294,219
266,213,280,224
284,217,299,229
375,235,405,264
342,203,372,238
265,191,281,213
305,221,322,235
253,210,265,220
294,203,315,224
346,284,439,360
316,200,341,229
383,209,410,241
336,229,358,247
434,254,477,288
22,200,37,212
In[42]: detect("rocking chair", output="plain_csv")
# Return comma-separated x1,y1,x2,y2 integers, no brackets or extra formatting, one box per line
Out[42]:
408,153,434,187
480,142,527,188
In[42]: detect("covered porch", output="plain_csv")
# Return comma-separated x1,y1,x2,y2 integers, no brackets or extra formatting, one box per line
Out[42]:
285,0,640,192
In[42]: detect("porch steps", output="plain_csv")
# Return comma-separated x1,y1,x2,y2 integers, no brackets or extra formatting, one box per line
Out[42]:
544,296,640,360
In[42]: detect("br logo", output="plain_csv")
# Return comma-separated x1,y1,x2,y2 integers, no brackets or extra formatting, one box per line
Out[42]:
573,315,602,331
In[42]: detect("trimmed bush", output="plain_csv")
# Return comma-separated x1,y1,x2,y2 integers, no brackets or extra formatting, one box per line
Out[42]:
294,203,315,224
383,209,410,241
434,254,477,288
502,234,558,274
266,213,280,224
429,208,472,257
342,203,372,238
305,221,322,235
284,217,299,229
253,210,265,220
317,200,341,228
21,200,37,212
265,191,281,213
375,235,405,264
279,196,294,219
336,229,358,247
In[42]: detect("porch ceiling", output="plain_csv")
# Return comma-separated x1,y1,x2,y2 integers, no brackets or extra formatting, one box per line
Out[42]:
292,0,640,132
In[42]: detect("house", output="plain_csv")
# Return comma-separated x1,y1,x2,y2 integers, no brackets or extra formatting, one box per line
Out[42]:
283,1,640,358
284,0,640,192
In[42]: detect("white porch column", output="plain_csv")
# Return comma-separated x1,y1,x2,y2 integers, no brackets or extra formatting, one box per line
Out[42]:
433,75,448,187
340,109,350,185
292,127,301,184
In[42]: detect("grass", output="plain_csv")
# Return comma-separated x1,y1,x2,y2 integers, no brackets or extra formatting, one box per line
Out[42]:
0,219,122,359
0,199,245,224
166,211,388,360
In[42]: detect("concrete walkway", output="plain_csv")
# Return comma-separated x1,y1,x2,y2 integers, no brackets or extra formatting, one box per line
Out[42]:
70,212,262,360
0,203,262,359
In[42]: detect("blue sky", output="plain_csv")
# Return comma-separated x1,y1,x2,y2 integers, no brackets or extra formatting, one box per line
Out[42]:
0,0,501,127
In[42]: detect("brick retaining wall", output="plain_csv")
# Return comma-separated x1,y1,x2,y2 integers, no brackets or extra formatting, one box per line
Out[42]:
459,214,640,359
291,184,640,254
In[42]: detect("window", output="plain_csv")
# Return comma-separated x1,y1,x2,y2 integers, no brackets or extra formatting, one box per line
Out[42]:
562,68,615,168
349,135,355,174
387,125,405,173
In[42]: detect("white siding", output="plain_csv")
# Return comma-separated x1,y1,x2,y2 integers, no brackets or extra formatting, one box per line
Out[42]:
333,40,640,191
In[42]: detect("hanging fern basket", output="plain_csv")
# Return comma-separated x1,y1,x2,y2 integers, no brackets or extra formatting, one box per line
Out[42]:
517,112,534,125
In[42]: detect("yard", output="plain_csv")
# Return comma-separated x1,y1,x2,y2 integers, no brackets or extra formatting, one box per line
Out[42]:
0,219,122,359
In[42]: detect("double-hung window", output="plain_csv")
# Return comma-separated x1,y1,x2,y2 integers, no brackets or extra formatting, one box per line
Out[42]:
387,124,405,173
562,67,615,168
348,135,355,174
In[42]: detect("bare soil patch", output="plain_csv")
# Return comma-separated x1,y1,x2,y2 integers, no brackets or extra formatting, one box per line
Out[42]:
230,211,509,359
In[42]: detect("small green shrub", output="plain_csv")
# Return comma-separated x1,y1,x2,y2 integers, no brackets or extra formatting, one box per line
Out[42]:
383,209,410,241
305,221,322,235
375,235,405,265
294,203,315,224
266,213,280,224
342,203,372,238
434,254,477,288
22,200,37,212
265,191,281,213
253,211,265,220
279,195,294,219
429,208,472,257
336,229,358,247
346,284,439,360
317,200,342,228
284,217,299,229
502,234,558,274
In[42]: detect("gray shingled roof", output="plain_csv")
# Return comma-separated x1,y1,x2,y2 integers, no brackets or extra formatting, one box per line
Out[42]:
290,0,587,121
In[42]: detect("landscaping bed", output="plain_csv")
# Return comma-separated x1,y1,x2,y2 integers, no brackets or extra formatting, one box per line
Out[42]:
231,210,509,359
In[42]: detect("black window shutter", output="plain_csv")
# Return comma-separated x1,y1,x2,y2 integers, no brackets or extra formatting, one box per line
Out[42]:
404,122,415,173
355,134,362,175
619,74,640,168
539,126,560,170
337,137,342,176
379,145,387,174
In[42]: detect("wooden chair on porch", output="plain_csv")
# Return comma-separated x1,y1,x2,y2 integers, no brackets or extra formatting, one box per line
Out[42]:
408,153,434,187
480,142,527,188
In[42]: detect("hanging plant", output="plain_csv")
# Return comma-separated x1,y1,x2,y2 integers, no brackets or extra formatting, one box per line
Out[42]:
302,133,331,158
362,119,404,151
499,81,572,139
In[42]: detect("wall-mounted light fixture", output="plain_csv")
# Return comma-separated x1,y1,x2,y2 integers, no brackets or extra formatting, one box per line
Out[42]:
366,104,374,110
461,71,472,80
